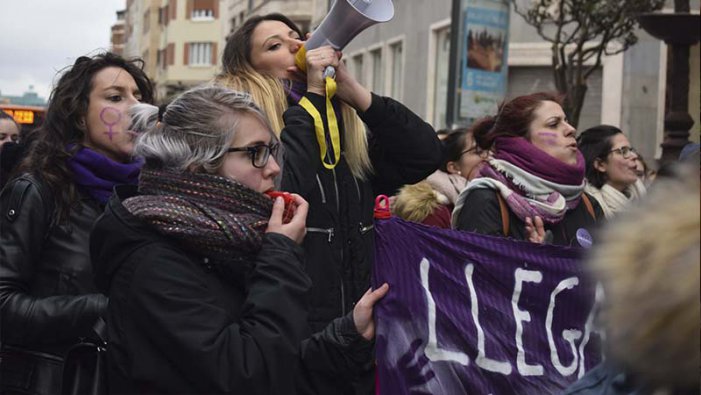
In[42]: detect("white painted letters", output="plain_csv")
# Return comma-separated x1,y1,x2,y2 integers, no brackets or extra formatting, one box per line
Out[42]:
512,268,544,376
421,258,470,365
465,263,512,375
577,282,605,379
546,277,582,376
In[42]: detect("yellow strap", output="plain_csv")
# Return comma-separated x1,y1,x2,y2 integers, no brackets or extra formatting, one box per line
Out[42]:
295,46,308,72
295,45,341,170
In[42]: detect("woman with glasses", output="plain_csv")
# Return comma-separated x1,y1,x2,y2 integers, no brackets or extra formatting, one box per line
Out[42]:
452,92,604,246
91,86,388,394
393,128,487,228
577,125,646,219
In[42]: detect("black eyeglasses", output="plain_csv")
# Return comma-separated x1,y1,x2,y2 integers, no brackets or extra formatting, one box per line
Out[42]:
609,146,637,159
460,146,485,157
227,142,279,168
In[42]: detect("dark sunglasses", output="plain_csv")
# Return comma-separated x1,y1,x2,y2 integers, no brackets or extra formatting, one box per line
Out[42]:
227,142,279,168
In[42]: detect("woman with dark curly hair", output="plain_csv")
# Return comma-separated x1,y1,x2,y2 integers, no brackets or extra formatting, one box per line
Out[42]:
0,52,154,394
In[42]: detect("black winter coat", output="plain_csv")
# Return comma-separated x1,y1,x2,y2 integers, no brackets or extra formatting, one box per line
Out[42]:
281,93,442,331
91,185,373,394
0,174,107,394
454,188,604,247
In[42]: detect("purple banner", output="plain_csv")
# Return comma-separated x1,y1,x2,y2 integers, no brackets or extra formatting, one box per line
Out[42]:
372,217,603,394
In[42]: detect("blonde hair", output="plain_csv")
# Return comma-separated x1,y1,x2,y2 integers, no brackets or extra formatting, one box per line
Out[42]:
216,70,372,180
130,86,276,174
590,174,700,391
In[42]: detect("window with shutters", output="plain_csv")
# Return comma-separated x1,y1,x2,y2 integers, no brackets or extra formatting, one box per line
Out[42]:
190,0,215,20
189,42,212,66
192,8,213,20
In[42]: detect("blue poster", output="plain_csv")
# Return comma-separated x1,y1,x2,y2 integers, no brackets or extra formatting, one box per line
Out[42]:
459,0,510,119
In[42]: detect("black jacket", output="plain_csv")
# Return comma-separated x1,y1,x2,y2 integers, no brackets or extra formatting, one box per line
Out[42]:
281,93,441,331
0,174,107,393
92,185,372,394
454,188,604,246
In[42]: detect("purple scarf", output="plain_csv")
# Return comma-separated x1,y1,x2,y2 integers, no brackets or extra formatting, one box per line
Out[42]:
491,137,585,185
284,80,343,114
67,146,143,204
452,137,586,227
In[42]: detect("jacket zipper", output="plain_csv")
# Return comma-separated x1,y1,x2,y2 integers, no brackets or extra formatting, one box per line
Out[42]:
352,176,361,202
306,227,335,243
359,223,374,234
315,174,326,204
331,169,340,211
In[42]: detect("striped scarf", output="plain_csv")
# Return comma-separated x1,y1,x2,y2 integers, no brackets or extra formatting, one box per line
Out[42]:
452,137,586,227
123,169,273,276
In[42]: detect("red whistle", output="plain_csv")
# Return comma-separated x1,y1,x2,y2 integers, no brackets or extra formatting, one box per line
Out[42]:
265,191,295,224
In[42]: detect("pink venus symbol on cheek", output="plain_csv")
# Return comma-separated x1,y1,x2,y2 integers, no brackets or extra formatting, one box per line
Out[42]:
537,131,558,146
100,107,122,140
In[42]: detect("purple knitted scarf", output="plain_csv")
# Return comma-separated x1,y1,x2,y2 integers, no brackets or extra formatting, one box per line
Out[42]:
66,146,142,204
123,169,273,268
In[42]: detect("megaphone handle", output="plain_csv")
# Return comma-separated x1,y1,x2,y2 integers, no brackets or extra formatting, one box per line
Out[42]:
323,66,336,79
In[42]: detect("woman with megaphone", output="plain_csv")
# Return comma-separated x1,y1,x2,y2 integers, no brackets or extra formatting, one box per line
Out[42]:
218,12,442,394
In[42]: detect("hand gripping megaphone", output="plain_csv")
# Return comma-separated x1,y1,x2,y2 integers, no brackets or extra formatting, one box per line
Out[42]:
294,0,394,170
295,0,395,75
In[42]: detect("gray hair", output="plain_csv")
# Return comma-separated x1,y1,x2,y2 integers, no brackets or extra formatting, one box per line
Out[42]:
130,85,278,173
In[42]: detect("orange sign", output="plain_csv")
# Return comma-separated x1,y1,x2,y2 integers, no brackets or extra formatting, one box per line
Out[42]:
3,109,35,124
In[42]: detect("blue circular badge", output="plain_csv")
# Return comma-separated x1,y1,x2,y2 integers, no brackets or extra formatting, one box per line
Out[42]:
576,228,593,249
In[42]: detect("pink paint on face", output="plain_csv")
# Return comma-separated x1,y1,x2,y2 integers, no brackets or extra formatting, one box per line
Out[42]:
537,131,559,146
100,107,122,140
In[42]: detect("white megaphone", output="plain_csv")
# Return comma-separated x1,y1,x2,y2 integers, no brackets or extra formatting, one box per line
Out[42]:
295,0,395,77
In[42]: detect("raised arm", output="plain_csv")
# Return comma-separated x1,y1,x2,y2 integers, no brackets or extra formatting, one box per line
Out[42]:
360,94,443,196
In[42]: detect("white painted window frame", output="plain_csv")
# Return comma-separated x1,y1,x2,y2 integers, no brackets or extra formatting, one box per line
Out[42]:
347,49,366,86
426,18,451,128
385,35,406,101
367,43,384,95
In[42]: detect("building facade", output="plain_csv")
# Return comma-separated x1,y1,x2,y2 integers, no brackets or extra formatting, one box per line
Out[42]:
111,10,127,56
115,0,699,159
222,0,314,42
119,0,223,100
335,0,699,161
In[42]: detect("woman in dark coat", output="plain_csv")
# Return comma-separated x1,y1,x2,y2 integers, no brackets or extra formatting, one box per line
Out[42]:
91,86,388,394
217,13,442,334
452,92,603,246
0,52,154,394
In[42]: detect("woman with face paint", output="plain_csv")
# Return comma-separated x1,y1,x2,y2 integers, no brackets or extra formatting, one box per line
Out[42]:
0,52,154,394
451,92,604,246
576,125,647,219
